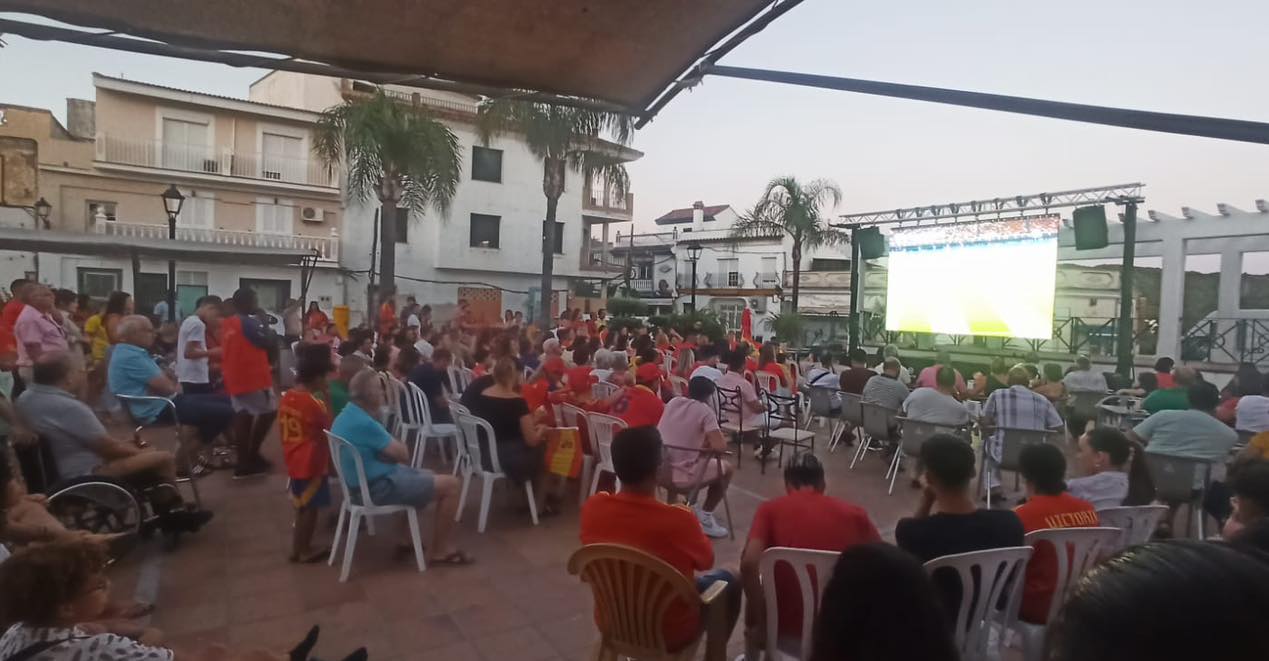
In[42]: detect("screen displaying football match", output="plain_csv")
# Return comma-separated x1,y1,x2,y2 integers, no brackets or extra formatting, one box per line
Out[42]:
884,215,1059,339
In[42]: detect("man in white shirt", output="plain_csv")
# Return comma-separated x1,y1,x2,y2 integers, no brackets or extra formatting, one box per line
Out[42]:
902,367,970,427
871,344,912,386
413,327,435,361
175,295,223,394
1063,354,1108,394
804,352,842,409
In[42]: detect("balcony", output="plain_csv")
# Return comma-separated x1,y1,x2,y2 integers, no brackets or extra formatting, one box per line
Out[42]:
582,179,634,221
94,217,339,262
95,135,337,189
784,270,851,289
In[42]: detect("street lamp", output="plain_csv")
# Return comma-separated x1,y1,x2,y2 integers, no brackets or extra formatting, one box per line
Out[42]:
685,241,703,312
33,197,51,229
160,185,185,323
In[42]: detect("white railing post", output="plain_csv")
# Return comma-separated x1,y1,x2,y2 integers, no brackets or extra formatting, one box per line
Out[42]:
93,209,108,234
328,226,340,261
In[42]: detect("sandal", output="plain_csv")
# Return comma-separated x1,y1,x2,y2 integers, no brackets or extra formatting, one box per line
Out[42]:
289,548,330,564
428,550,475,567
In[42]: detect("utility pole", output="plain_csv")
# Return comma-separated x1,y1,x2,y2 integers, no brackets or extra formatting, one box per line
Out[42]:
367,209,379,327
1110,196,1144,379
848,227,861,355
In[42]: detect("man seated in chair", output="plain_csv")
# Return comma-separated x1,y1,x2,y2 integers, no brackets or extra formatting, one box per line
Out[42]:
658,376,733,539
17,352,212,533
980,365,1063,503
107,315,236,478
579,426,741,651
717,349,769,459
739,452,879,654
330,369,471,566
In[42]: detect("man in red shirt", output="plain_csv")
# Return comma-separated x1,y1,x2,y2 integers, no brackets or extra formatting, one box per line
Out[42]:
602,363,666,428
740,452,881,651
1013,443,1099,624
223,288,277,478
279,343,334,563
0,278,29,371
580,426,740,652
377,288,398,339
523,356,565,416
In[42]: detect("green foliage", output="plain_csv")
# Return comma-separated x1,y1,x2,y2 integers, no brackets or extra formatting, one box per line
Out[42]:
766,312,807,346
733,176,845,308
648,311,725,343
605,316,645,333
606,297,648,317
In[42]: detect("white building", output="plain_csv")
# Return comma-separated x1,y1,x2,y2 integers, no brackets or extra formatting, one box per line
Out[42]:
249,73,640,326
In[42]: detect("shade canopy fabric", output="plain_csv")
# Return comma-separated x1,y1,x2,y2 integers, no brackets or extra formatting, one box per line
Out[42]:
1,0,775,112
0,227,316,267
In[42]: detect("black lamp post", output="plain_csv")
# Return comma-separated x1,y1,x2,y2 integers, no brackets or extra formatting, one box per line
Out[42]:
160,185,185,323
686,241,702,312
33,197,51,229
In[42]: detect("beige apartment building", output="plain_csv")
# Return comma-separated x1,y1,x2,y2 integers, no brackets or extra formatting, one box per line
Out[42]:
0,73,345,317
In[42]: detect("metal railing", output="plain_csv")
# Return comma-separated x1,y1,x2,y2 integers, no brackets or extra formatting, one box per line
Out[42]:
380,88,480,115
583,179,634,216
1180,317,1269,366
94,217,340,261
857,312,1160,360
96,135,337,188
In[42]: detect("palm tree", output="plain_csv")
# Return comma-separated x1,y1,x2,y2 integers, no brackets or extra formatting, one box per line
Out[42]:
731,176,846,311
476,101,632,325
313,91,462,304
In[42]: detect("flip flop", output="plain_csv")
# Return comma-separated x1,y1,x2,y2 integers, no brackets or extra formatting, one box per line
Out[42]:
288,549,330,564
428,550,475,567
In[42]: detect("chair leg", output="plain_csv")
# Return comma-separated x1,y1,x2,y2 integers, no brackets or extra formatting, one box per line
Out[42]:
887,453,902,495
524,482,539,527
588,465,602,498
721,490,735,541
339,510,361,582
477,475,495,533
405,510,426,572
366,515,376,536
578,457,594,507
455,470,472,522
328,506,347,566
850,434,869,469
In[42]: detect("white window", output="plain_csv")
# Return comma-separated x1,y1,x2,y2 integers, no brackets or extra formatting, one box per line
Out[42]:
177,191,214,230
261,132,304,182
162,118,211,172
177,271,208,286
257,199,294,235
761,256,779,285
86,201,117,223
713,300,745,331
718,258,740,287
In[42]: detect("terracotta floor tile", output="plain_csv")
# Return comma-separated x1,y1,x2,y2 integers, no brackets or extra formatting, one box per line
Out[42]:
154,599,229,637
419,641,482,661
534,613,598,654
473,625,558,661
449,602,531,638
228,588,309,625
385,613,465,652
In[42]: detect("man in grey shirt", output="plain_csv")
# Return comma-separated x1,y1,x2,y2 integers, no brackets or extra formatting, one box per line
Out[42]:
16,351,179,483
1063,354,1108,394
863,357,910,411
903,367,971,427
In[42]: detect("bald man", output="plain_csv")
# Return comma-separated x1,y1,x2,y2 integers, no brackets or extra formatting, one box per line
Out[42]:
107,315,235,477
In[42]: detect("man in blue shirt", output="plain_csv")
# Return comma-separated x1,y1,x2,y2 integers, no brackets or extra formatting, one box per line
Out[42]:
107,315,234,477
330,368,469,565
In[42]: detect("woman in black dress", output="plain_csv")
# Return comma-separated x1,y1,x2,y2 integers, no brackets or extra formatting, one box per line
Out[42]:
463,357,553,511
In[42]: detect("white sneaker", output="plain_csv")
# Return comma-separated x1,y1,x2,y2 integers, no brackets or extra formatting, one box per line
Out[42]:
696,508,729,539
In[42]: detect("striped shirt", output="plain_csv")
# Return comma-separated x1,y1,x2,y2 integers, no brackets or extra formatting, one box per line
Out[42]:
982,385,1063,440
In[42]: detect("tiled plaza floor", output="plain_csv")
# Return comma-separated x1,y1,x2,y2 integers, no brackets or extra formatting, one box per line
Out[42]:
122,426,939,661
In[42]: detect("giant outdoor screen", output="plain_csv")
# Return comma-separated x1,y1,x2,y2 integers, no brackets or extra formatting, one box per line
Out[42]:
884,215,1059,339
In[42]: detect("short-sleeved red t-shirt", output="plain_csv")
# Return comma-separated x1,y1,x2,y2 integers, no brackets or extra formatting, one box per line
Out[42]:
1014,492,1100,624
749,490,881,636
580,491,713,651
609,385,665,428
278,388,333,479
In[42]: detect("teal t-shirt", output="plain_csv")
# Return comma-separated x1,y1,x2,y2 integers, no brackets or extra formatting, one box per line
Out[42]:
107,343,165,422
1142,387,1188,414
1135,409,1239,463
330,401,392,488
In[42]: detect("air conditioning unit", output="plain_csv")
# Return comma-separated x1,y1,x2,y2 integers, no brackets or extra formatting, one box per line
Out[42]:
749,298,766,312
300,206,323,223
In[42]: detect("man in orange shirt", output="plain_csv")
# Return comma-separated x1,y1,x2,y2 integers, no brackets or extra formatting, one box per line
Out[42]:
602,363,666,428
223,288,278,479
580,426,740,652
523,356,566,416
1013,443,1099,624
377,288,397,339
279,343,334,563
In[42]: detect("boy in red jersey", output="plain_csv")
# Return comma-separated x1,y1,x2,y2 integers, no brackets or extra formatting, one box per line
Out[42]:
279,342,335,563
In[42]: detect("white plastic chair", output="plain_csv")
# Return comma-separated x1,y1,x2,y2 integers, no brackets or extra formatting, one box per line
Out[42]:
888,418,970,495
407,382,458,468
924,546,1033,661
453,411,539,533
1014,527,1122,661
382,375,414,441
832,392,864,453
668,374,689,398
558,402,593,506
756,547,840,661
325,431,426,582
1095,505,1169,549
984,427,1063,508
754,370,778,396
851,401,898,469
593,381,621,400
1144,453,1212,538
585,411,627,499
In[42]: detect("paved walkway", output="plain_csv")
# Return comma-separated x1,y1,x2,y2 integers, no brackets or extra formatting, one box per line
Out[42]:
128,426,928,661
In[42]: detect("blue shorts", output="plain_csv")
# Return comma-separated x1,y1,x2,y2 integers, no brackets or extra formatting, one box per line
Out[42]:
359,466,435,508
289,477,331,510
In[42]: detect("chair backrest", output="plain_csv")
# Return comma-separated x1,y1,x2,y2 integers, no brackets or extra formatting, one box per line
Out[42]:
898,418,969,457
667,374,689,398
1023,527,1123,624
325,431,377,508
455,411,502,475
559,402,586,429
924,546,1033,661
377,373,407,431
997,427,1062,472
446,366,463,394
449,401,470,418
764,391,800,429
587,412,628,467
569,544,703,658
1069,391,1105,418
1143,453,1210,503
459,367,475,390
593,380,620,401
759,547,840,660
754,371,778,395
860,401,899,441
1095,505,1169,547
113,394,177,427
807,386,837,417
840,391,864,425
407,382,438,429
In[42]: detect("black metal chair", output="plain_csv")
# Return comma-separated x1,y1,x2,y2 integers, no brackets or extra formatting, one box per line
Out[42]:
715,384,747,469
762,391,808,471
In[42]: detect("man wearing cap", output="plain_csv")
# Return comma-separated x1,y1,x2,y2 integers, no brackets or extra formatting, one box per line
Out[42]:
524,356,566,415
1063,354,1108,394
599,363,666,428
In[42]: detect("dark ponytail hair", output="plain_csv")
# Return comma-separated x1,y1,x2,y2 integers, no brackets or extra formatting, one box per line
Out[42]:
1085,427,1154,506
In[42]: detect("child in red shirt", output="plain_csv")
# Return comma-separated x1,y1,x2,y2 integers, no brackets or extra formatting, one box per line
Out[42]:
279,343,335,563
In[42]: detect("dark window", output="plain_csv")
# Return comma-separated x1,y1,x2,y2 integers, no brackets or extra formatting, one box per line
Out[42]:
470,213,501,248
809,258,850,271
77,267,122,303
472,146,503,183
394,207,409,243
553,221,566,254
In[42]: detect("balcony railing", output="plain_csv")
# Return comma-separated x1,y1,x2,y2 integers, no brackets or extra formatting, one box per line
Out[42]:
96,135,337,188
94,217,339,261
583,179,634,218
858,312,1160,360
